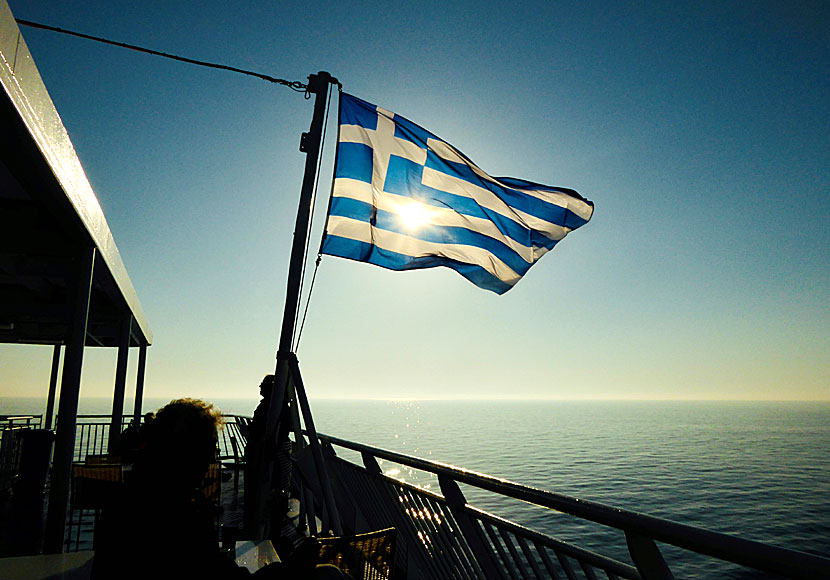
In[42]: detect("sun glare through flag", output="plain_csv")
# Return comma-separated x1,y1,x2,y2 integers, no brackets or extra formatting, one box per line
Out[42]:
321,92,594,294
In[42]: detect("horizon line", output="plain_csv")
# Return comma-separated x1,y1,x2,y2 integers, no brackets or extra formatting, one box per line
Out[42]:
2,395,829,403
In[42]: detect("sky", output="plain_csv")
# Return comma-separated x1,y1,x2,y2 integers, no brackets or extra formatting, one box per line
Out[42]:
2,1,828,404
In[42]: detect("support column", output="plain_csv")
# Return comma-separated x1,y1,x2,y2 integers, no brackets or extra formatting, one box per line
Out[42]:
132,342,147,424
44,246,96,554
44,344,61,430
108,316,132,453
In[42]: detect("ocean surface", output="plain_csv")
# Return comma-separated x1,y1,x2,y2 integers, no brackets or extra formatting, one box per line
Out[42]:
2,397,828,578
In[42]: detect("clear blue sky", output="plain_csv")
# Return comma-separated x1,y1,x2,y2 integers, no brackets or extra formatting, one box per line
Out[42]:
3,1,828,402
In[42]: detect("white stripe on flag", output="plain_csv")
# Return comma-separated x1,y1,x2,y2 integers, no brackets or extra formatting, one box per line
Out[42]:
326,214,522,286
331,178,537,263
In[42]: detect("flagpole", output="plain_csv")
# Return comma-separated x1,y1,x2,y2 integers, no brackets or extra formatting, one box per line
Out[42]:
253,70,336,540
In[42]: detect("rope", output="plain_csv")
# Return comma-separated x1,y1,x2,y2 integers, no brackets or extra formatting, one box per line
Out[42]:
293,83,334,351
295,255,322,352
15,19,307,91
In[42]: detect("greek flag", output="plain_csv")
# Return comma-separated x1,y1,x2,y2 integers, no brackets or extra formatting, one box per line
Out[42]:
321,93,594,294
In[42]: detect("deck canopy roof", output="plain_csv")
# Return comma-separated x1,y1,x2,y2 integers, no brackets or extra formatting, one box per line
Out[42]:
0,5,151,348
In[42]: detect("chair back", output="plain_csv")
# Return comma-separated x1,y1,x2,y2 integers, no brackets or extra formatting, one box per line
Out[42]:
71,464,123,509
317,527,396,580
203,461,221,503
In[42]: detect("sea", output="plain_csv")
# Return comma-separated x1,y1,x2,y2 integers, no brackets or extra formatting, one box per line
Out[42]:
2,397,828,578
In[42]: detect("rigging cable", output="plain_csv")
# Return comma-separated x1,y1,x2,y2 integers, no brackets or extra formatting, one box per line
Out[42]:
15,19,307,91
14,17,329,349
293,83,335,352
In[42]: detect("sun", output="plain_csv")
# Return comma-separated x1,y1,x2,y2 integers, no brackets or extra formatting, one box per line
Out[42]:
396,200,432,230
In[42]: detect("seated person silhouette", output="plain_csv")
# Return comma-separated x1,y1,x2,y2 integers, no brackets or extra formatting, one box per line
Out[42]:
93,398,349,579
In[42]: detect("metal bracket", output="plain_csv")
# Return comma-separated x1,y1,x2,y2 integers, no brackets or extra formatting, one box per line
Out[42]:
625,531,675,580
438,475,503,580
299,131,311,153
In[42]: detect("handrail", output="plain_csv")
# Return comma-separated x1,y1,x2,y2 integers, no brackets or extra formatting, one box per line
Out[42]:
362,456,642,579
0,415,42,428
0,415,42,420
319,432,830,579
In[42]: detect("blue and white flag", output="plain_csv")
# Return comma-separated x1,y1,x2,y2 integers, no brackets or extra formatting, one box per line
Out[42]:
321,93,594,294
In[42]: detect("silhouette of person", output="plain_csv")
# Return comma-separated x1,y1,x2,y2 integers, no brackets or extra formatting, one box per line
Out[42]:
140,411,155,433
244,375,274,534
249,375,274,458
92,398,347,579
118,411,155,463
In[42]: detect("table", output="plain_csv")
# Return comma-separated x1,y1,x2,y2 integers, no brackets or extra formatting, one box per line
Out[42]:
0,551,94,579
234,540,280,572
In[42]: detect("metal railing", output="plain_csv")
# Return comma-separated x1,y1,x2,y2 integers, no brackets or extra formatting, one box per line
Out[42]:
69,414,248,464
72,415,132,462
0,416,44,492
218,415,248,463
312,433,830,580
0,414,42,429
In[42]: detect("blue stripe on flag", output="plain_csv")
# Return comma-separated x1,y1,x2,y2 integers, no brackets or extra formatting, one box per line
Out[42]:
425,152,588,229
496,177,589,230
328,196,533,275
328,196,375,224
322,234,513,294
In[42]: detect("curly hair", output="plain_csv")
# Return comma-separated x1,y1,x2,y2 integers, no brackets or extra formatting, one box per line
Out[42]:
154,398,223,436
145,398,224,475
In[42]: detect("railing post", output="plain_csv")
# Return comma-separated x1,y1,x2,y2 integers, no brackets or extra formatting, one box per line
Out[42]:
625,531,675,580
438,475,503,580
44,344,61,430
361,451,382,475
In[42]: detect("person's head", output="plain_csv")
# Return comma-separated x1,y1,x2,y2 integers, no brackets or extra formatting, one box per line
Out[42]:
144,398,223,488
143,411,155,424
259,374,275,398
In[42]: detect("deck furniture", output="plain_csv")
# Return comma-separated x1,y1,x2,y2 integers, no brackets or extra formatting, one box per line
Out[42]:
67,465,123,552
317,528,397,580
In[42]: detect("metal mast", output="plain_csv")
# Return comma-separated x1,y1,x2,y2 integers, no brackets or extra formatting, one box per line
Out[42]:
251,71,339,539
